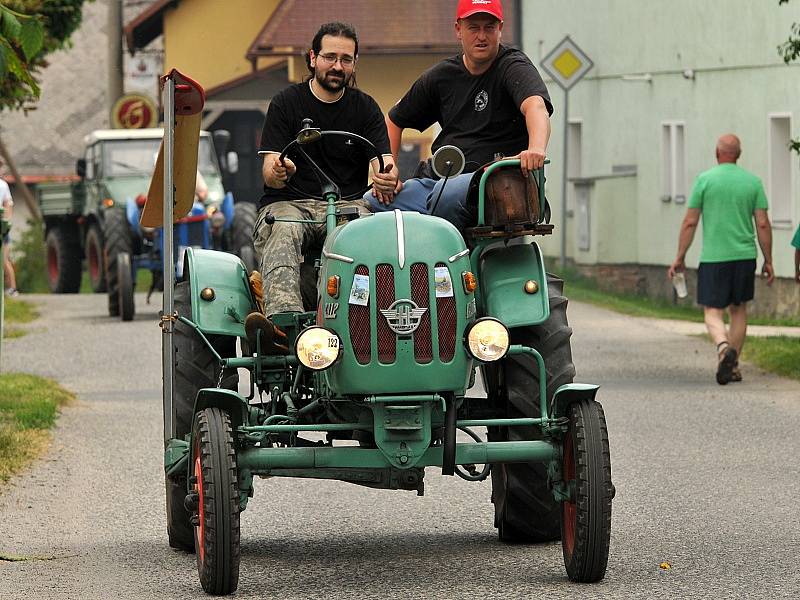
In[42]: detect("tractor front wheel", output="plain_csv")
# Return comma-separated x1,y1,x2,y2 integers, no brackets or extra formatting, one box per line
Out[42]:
560,399,613,582
117,251,135,321
192,407,240,595
231,201,257,272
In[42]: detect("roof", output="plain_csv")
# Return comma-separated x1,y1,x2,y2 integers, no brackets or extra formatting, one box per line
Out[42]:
124,0,178,52
247,0,517,60
84,129,211,144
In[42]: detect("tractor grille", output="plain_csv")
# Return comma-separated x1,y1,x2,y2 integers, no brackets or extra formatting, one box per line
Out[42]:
376,264,396,363
436,262,457,362
411,263,432,364
349,265,371,364
347,262,457,365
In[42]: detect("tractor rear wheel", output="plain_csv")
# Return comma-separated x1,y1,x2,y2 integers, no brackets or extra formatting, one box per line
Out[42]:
489,273,575,543
231,201,257,272
103,209,133,317
45,224,81,293
117,251,135,321
192,407,240,595
84,224,106,293
166,280,239,552
561,399,613,582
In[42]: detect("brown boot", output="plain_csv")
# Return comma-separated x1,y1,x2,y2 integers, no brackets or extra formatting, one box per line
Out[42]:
715,342,737,385
244,312,289,355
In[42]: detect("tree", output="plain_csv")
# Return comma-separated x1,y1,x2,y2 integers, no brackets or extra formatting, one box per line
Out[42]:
778,0,800,64
0,0,91,217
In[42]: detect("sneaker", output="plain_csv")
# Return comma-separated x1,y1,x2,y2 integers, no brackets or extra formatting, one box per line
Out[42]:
4,287,19,297
716,343,738,385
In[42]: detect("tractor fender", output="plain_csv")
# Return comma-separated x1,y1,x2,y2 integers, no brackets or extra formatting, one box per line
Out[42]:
221,191,234,231
193,388,250,431
478,241,550,328
550,383,600,419
183,247,254,337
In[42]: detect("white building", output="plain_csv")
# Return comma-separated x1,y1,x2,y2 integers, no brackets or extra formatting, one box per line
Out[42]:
524,1,800,315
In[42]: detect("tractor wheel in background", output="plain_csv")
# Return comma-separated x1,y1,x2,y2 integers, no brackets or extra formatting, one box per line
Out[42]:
561,399,613,582
489,273,575,543
231,201,257,272
84,225,107,293
192,407,240,595
45,225,81,293
103,208,133,317
117,252,135,321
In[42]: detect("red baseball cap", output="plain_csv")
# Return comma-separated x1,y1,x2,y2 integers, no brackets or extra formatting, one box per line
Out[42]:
456,0,503,21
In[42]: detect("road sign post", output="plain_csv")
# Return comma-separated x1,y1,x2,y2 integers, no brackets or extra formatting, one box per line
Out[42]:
541,36,594,269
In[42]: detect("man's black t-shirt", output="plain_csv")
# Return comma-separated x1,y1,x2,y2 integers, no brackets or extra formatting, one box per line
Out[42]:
389,45,553,171
259,82,391,207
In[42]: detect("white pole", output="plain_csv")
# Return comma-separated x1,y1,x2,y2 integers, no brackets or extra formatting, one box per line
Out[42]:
162,76,176,444
559,90,570,270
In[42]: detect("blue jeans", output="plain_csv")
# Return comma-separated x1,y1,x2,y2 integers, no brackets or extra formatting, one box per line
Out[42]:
366,173,474,230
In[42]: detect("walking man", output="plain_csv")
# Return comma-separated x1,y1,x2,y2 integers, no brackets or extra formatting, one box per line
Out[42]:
668,134,774,385
792,223,800,283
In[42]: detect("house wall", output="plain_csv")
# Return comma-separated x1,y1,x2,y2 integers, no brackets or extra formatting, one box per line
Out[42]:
523,0,800,285
162,0,282,91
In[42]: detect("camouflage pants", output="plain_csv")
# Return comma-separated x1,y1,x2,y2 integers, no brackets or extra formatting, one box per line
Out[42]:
253,199,371,316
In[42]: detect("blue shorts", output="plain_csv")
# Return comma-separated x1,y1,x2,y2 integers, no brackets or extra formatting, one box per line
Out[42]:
697,259,756,308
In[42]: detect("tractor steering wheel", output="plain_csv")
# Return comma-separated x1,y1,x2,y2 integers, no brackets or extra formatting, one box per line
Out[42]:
277,123,385,201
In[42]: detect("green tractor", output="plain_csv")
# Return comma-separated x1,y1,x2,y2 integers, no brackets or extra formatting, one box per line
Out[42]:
156,72,613,596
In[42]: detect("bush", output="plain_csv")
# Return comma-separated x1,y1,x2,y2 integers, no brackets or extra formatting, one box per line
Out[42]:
12,218,49,293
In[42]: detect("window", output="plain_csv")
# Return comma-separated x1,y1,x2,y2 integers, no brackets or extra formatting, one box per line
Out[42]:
768,114,792,225
661,121,687,203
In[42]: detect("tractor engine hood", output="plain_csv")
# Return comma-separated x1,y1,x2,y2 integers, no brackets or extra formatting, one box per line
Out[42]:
319,211,476,396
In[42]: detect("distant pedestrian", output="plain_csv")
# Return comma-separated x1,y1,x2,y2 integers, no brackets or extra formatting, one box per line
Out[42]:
792,224,800,284
0,159,18,297
668,134,773,385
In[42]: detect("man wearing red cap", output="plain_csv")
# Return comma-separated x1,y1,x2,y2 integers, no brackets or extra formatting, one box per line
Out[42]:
367,0,553,230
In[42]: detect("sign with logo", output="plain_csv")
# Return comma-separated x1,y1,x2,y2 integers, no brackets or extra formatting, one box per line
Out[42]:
540,36,594,91
111,93,158,129
380,299,428,335
124,54,159,96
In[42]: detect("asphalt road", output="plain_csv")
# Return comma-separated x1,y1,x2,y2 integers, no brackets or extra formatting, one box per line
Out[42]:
1,291,798,599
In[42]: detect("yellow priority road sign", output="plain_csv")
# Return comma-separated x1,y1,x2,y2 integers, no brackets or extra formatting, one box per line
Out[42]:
541,36,594,91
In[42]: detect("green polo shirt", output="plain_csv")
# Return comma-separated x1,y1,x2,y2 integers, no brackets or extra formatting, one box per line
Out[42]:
792,224,800,250
687,163,769,263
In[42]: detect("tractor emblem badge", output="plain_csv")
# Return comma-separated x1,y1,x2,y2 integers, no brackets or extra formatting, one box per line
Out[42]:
380,299,428,335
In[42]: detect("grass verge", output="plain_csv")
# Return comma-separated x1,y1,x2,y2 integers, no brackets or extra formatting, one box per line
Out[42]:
556,269,800,381
3,297,39,338
0,373,74,484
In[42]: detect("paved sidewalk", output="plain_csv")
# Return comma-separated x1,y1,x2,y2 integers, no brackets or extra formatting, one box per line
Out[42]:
638,316,800,338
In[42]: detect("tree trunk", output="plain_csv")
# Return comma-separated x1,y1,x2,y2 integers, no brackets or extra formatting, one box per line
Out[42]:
0,133,42,221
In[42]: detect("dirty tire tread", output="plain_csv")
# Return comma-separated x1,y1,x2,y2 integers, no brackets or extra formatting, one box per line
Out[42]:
562,399,612,582
194,408,240,595
103,209,133,317
45,225,82,293
166,473,194,551
232,202,257,272
173,281,238,440
491,274,576,543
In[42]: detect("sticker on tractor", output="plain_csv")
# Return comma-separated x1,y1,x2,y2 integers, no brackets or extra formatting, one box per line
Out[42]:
466,298,476,320
434,266,454,298
324,302,339,319
349,274,370,306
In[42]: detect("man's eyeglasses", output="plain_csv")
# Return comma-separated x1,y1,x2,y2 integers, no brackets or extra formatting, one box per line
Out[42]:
317,53,355,67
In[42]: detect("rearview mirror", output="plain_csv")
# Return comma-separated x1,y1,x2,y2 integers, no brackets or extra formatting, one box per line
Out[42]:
431,145,465,179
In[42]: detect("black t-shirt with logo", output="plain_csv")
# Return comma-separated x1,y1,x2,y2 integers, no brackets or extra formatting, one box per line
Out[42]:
389,45,553,171
259,82,391,207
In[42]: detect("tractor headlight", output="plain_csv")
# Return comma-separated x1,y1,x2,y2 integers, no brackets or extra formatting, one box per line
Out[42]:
465,318,509,362
295,327,341,371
